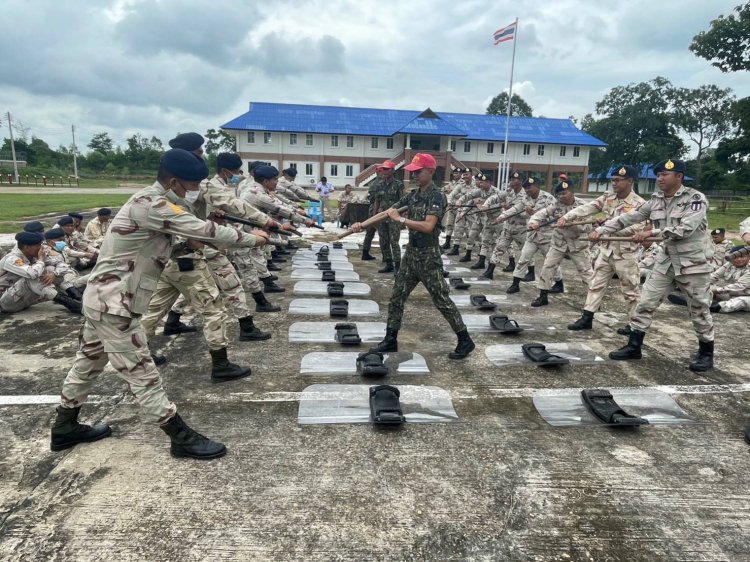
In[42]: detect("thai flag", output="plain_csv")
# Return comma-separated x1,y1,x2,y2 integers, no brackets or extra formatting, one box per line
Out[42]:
493,21,516,45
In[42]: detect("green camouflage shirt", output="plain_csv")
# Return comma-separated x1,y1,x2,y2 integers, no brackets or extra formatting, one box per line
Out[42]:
393,182,446,248
372,177,405,209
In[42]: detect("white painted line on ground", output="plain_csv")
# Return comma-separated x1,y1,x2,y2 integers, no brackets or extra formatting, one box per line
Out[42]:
0,395,107,405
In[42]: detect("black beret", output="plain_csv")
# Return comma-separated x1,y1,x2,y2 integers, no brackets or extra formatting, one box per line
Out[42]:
509,171,524,180
283,167,298,177
254,165,279,181
611,165,637,179
45,227,65,240
522,177,540,189
68,212,84,220
23,221,44,233
248,160,265,173
15,231,43,245
168,132,204,151
653,159,686,174
553,179,574,194
58,216,74,226
97,208,112,216
216,153,243,170
451,168,461,173
711,228,726,236
460,168,471,174
475,173,492,182
160,148,209,181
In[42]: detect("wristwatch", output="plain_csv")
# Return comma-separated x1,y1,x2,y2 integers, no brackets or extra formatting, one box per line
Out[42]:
399,217,406,224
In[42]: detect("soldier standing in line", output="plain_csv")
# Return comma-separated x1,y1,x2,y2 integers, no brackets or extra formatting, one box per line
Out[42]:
351,153,475,359
369,160,405,273
361,166,385,261
561,165,647,332
592,159,715,372
446,168,474,256
50,148,268,459
453,173,497,269
440,167,464,250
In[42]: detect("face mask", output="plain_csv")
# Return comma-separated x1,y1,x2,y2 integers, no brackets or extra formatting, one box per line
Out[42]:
183,189,200,204
229,174,242,185
54,241,67,252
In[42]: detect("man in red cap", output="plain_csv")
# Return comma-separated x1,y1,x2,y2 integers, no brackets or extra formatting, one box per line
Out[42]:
351,153,475,359
368,159,404,273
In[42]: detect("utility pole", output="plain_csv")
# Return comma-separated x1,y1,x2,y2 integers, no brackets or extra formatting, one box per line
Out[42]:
5,111,20,183
71,124,79,179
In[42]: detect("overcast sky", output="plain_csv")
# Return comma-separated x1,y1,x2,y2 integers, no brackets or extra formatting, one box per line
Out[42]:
1,0,748,153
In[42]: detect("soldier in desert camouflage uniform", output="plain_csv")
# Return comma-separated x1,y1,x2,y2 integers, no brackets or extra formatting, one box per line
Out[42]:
42,227,89,301
440,168,463,250
83,208,112,248
709,228,733,270
453,173,497,268
479,171,526,279
446,168,474,256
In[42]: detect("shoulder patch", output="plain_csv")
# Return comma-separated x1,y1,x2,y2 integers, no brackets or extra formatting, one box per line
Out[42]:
690,199,703,212
692,193,701,200
166,202,184,215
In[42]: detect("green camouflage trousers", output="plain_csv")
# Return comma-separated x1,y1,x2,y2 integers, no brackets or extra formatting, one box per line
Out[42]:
61,306,177,424
584,253,641,318
141,259,228,350
387,245,466,333
0,278,57,313
378,220,402,263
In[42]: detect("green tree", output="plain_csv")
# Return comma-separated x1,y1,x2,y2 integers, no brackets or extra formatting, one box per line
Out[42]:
87,132,114,154
690,3,750,73
205,128,237,154
486,92,533,117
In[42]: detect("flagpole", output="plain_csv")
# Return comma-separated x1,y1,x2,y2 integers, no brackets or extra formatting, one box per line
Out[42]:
500,17,518,190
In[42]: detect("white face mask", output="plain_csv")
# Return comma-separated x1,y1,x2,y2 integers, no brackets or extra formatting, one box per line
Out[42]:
183,189,200,204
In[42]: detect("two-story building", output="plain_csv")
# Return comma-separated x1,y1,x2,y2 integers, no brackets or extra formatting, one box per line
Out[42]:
221,102,606,191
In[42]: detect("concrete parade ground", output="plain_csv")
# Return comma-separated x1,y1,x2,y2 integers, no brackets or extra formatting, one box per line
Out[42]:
0,227,748,561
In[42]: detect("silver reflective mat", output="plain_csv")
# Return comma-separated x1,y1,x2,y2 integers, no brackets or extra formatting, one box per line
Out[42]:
311,242,359,251
485,343,606,366
298,384,458,424
295,250,349,259
445,267,471,276
289,299,380,316
292,261,355,270
462,314,556,333
533,388,697,427
300,352,429,375
449,278,493,287
289,321,386,343
291,270,360,281
294,281,371,296
450,295,518,308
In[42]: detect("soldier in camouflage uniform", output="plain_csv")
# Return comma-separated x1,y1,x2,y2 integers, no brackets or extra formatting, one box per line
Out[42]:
352,153,475,359
526,180,593,307
278,167,313,202
708,247,750,312
593,159,715,371
440,168,463,250
454,173,496,266
709,228,733,269
42,227,89,301
446,168,474,256
83,208,112,248
561,165,647,332
57,216,98,270
369,160,405,273
361,166,385,261
51,148,269,459
741,217,750,244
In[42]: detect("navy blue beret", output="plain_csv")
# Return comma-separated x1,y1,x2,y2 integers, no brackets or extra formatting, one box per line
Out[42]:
254,165,279,181
58,216,74,226
216,153,243,170
283,167,298,177
653,159,686,174
553,179,574,194
522,177,540,189
15,231,43,245
711,228,725,236
248,160,265,173
610,165,637,179
23,221,44,233
45,228,65,240
729,245,747,255
509,171,524,180
168,132,204,151
68,212,84,220
160,148,209,181
97,208,112,216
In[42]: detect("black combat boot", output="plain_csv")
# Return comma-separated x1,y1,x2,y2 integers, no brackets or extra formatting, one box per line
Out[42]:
149,342,167,366
709,303,721,313
50,406,112,452
448,329,475,359
447,244,460,256
394,261,401,274
209,347,252,382
66,286,85,301
369,328,398,353
609,329,645,360
506,277,522,294
522,266,535,282
470,255,486,270
262,277,285,293
378,260,394,273
238,316,271,341
530,290,549,307
502,257,516,272
266,260,282,272
689,340,714,372
568,310,594,331
163,311,198,336
549,279,564,294
459,249,472,263
617,325,633,336
252,291,281,312
667,294,688,306
441,235,452,251
53,293,82,314
270,250,286,263
362,250,376,261
479,263,496,280
160,413,226,459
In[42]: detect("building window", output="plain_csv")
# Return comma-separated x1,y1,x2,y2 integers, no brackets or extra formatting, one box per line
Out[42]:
464,141,471,152
487,143,494,154
330,164,338,177
500,143,506,154
573,146,580,157
346,136,354,148
305,163,313,175
289,133,297,145
306,134,314,147
523,144,531,155
386,138,394,150
371,137,379,149
263,132,272,144
289,163,297,170
560,146,567,157
247,132,255,144
331,135,339,147
537,144,545,156
450,140,457,152
345,165,354,177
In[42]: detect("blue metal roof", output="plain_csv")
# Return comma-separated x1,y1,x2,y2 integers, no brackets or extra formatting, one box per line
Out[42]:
222,102,606,147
